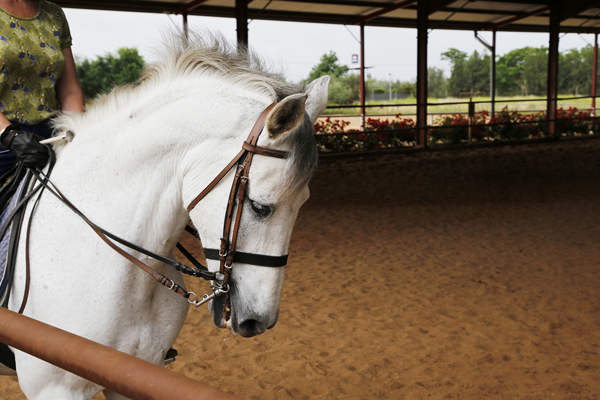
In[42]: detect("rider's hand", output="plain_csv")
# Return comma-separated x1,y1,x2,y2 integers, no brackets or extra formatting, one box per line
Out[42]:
0,124,49,169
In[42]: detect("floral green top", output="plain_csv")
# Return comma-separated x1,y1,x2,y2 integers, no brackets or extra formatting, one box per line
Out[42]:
0,1,72,126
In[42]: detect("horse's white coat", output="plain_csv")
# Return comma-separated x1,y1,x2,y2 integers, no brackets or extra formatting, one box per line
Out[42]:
2,35,329,399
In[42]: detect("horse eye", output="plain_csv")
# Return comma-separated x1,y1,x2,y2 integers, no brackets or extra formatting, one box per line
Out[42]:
250,200,272,218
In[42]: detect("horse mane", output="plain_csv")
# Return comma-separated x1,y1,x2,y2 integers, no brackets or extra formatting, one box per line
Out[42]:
54,30,317,194
141,31,302,101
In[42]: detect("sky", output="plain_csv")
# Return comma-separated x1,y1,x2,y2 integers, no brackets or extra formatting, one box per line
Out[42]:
64,7,598,84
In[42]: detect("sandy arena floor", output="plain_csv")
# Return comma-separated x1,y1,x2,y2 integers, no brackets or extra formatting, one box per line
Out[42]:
0,138,599,399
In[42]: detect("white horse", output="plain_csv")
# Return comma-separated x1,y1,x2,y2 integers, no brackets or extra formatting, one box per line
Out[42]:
0,33,329,399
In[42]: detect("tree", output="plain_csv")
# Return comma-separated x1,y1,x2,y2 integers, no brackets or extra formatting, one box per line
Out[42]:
558,46,598,95
496,48,528,95
308,52,357,104
577,45,600,95
521,47,547,96
495,47,547,96
308,51,349,82
397,81,415,96
328,75,358,104
441,48,467,96
465,51,490,94
442,48,490,96
427,66,447,98
76,48,145,100
441,44,598,97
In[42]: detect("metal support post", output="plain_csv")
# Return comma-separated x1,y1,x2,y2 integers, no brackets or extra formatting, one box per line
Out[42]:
474,31,496,118
468,98,474,142
360,23,366,128
593,33,598,117
490,31,496,118
547,4,559,138
182,12,188,39
235,0,248,49
416,0,428,148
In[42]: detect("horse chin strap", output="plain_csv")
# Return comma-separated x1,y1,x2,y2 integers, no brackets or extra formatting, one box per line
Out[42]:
184,102,290,300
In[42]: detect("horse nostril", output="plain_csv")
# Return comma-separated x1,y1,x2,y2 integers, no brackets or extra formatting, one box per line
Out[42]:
238,319,267,337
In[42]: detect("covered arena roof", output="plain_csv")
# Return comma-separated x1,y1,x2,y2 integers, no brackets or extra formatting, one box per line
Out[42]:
55,0,600,34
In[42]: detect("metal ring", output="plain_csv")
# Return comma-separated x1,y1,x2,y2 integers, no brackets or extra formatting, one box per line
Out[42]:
214,283,229,295
187,292,199,304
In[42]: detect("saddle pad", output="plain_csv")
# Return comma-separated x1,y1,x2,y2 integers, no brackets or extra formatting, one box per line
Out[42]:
0,177,30,299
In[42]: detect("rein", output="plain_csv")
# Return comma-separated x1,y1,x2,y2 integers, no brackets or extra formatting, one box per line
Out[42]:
21,103,289,308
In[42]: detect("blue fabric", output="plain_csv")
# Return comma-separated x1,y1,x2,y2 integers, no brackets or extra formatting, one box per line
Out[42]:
0,118,53,176
0,176,28,299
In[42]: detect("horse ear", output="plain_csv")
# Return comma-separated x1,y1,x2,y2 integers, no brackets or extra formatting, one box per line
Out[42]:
267,93,307,140
305,75,330,123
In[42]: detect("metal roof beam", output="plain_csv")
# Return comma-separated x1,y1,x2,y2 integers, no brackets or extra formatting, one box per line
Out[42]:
56,0,177,13
353,0,416,25
482,5,550,31
558,0,600,21
352,0,457,25
54,0,600,35
427,0,459,15
276,0,392,7
175,0,211,15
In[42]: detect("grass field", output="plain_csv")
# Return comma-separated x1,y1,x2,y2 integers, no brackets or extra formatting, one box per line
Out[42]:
322,95,597,117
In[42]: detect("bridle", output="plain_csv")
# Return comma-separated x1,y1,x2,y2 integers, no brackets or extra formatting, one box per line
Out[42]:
185,102,290,299
15,102,291,311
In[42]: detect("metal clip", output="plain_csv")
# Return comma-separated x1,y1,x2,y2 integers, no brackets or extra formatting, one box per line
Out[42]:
187,291,215,307
187,283,229,307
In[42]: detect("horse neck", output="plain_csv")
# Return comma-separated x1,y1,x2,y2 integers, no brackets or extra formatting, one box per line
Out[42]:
52,83,271,253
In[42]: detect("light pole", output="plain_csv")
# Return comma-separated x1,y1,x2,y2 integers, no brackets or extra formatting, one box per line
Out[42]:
389,73,392,102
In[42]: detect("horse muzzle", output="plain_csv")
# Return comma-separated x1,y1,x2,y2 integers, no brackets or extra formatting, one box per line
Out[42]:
231,309,279,338
208,288,279,338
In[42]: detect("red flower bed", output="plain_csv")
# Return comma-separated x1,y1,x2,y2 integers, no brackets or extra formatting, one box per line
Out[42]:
430,110,489,144
314,114,416,152
313,107,597,153
555,107,596,136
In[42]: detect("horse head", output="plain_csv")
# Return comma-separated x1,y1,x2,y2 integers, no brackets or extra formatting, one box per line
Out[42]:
187,76,329,337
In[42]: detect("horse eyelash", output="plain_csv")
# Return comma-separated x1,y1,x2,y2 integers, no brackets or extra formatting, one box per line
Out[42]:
249,200,273,218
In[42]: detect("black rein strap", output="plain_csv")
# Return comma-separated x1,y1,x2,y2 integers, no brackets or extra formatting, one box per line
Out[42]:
28,169,217,306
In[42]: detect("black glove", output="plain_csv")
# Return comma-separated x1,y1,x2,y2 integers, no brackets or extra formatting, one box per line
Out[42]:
0,124,49,169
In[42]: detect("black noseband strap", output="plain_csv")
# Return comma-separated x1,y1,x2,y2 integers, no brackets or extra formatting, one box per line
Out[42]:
203,248,288,268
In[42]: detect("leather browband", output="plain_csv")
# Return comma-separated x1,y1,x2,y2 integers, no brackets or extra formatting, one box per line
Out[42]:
241,142,288,159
